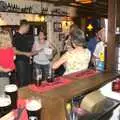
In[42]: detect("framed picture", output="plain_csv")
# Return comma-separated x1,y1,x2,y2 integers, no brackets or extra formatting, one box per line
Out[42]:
59,33,65,41
54,22,62,32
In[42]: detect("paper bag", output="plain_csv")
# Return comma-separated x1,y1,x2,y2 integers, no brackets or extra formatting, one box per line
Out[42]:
80,90,106,113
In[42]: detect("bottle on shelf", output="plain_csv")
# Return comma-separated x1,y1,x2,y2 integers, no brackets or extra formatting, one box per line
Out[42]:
7,3,11,11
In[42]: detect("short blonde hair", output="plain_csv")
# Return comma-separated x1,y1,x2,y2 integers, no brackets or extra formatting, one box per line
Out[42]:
0,31,12,47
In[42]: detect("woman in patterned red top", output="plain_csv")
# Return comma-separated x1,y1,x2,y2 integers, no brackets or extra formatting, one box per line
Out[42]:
0,31,15,94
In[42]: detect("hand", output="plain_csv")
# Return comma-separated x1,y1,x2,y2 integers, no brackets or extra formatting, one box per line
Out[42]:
24,52,32,57
31,48,44,56
31,51,39,56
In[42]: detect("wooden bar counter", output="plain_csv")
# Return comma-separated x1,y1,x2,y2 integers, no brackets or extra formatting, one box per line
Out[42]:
18,71,119,120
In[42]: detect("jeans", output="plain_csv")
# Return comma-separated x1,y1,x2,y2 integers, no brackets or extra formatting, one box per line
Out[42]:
15,61,31,87
0,77,9,94
33,63,49,81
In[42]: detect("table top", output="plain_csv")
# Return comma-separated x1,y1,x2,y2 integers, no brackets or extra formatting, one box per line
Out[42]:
19,71,119,101
18,71,119,120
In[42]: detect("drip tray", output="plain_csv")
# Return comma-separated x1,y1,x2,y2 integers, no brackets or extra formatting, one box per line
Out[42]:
78,98,120,120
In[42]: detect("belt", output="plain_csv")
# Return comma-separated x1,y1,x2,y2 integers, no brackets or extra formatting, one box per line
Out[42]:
0,72,9,77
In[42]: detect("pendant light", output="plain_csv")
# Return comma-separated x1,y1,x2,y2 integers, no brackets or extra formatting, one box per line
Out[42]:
75,0,93,4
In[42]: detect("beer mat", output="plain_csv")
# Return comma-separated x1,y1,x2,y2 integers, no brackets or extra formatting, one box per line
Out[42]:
16,99,28,120
28,77,72,93
64,69,97,79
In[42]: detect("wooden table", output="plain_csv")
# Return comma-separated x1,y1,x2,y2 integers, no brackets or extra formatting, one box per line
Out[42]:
18,72,119,120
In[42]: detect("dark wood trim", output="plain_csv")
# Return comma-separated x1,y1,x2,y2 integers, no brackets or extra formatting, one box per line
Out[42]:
106,0,116,72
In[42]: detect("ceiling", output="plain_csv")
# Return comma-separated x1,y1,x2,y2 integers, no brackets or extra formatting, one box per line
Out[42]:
32,0,108,17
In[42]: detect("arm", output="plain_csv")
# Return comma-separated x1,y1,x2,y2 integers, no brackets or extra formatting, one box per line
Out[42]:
93,43,100,59
13,47,31,57
0,111,15,120
93,44,100,67
52,53,67,70
31,40,44,56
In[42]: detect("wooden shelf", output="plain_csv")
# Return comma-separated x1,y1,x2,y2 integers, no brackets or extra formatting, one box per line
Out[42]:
0,11,70,17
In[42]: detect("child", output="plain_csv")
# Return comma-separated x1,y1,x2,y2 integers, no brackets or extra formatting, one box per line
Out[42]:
0,31,15,94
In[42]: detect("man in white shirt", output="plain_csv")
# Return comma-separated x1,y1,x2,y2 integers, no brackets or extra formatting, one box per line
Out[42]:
93,28,106,71
94,27,105,59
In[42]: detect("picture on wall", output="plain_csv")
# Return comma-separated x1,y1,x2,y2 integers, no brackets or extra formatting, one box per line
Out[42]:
54,22,62,32
59,33,65,41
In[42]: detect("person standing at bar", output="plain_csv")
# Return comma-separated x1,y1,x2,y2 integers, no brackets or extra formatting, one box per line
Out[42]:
87,30,100,68
32,31,54,82
12,20,32,87
93,27,106,71
0,31,15,94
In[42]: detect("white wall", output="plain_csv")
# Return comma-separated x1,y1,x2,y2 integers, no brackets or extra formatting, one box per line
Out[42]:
0,0,76,58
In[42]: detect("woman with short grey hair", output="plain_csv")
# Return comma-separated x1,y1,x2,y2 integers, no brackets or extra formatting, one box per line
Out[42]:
52,28,91,75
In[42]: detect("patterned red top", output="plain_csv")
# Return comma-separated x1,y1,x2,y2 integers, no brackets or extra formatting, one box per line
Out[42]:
0,48,15,70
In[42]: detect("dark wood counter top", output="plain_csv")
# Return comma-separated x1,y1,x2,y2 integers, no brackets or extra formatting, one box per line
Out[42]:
18,72,119,120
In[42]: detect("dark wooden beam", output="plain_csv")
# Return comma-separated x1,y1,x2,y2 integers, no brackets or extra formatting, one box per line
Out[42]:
106,0,116,71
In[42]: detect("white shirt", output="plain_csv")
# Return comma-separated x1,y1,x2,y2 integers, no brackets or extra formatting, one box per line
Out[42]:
94,41,105,59
33,40,52,65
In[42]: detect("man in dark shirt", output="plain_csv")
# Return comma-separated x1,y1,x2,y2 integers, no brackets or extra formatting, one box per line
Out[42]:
13,20,33,87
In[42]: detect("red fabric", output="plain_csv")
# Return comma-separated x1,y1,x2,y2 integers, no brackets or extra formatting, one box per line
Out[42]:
17,99,28,120
29,77,72,93
29,70,97,93
64,69,97,79
0,48,15,69
15,70,97,119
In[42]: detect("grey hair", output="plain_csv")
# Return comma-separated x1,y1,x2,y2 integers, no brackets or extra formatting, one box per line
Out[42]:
71,28,86,47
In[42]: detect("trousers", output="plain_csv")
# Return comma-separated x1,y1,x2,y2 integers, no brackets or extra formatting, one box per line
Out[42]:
15,61,31,87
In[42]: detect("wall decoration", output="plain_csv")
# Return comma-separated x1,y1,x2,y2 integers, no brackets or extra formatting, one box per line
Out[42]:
54,22,62,32
59,33,65,41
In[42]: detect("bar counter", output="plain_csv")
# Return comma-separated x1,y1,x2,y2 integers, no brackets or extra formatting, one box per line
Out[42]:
18,71,119,120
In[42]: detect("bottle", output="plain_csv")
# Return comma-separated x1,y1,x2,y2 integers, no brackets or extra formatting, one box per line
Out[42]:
35,69,42,87
72,97,79,120
47,67,54,83
66,103,72,120
7,3,11,11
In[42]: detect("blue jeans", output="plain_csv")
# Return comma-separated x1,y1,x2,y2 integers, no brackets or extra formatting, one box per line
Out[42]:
33,63,49,81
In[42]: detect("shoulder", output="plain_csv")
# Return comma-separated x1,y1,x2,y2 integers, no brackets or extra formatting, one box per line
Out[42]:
85,48,91,53
13,32,22,41
85,49,91,56
96,41,103,47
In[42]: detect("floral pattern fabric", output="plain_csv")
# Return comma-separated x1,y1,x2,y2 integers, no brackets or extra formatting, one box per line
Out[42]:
64,49,91,75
